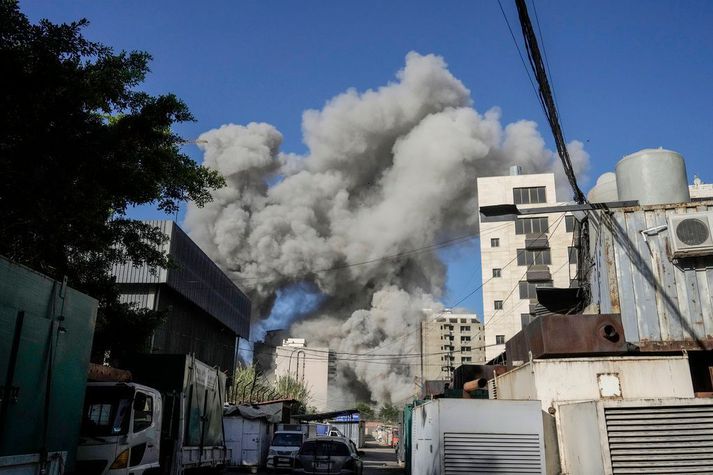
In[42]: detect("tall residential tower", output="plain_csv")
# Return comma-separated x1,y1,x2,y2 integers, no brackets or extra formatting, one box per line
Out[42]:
477,170,576,361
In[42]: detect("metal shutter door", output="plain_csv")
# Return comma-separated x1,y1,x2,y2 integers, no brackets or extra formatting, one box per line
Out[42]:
605,404,713,474
443,432,543,474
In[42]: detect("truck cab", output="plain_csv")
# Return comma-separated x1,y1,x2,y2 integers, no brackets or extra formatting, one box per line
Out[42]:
76,382,162,475
265,430,305,472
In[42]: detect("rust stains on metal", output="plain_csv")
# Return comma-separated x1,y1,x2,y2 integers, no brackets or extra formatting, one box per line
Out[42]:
506,314,628,364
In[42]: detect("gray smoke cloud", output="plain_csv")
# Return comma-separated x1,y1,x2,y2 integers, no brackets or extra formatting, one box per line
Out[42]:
184,52,589,404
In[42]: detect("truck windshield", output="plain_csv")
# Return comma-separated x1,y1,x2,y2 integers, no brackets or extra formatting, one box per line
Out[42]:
81,385,134,437
272,433,303,447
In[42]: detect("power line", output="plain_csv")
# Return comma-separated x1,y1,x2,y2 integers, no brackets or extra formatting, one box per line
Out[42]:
514,0,586,203
496,0,540,101
234,221,516,283
448,212,566,308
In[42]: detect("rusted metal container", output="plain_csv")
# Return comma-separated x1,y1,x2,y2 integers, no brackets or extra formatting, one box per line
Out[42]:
506,314,628,364
452,364,507,390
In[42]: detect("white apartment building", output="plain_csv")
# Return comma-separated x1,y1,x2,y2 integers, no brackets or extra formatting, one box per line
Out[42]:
477,170,577,362
421,310,485,382
274,338,336,412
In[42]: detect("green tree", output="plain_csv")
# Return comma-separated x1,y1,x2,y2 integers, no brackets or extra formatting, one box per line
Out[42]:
0,2,224,361
378,403,400,424
355,402,375,420
229,365,312,411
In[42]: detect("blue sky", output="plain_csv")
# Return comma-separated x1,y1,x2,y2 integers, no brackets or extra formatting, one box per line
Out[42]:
22,0,713,317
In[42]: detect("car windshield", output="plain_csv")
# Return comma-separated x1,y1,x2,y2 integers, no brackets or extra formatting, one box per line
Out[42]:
272,433,303,447
300,440,351,457
81,385,134,437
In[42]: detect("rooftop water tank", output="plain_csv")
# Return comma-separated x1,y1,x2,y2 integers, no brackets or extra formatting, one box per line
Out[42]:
587,172,619,203
615,148,690,206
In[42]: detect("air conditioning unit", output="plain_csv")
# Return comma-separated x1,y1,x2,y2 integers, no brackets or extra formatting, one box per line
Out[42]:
668,211,713,257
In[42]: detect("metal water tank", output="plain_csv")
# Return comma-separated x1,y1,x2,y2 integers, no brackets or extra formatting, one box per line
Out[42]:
587,172,619,203
615,148,690,205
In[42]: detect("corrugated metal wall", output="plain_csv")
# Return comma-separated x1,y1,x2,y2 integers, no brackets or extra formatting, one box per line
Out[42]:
588,202,713,350
111,220,172,284
112,220,251,338
167,223,250,337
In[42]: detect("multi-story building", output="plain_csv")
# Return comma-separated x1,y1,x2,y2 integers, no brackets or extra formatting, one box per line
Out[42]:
112,220,251,377
421,310,485,382
274,338,337,412
477,169,577,362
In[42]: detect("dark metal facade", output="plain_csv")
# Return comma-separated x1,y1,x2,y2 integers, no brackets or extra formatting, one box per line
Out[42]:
112,221,251,374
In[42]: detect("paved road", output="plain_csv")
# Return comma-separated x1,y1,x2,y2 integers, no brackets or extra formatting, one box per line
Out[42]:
361,442,404,475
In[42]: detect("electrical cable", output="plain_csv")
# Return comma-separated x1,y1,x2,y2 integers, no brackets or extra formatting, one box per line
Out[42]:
234,221,515,283
514,0,587,204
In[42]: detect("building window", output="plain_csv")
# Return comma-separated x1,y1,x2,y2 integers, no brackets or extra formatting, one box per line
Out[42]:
515,217,549,235
133,393,153,433
492,268,502,278
460,326,471,332
513,186,547,204
462,357,472,363
569,246,578,264
565,215,576,232
496,335,506,345
461,346,471,352
519,280,554,299
494,300,503,310
460,318,467,323
516,248,552,266
491,238,500,247
461,336,471,342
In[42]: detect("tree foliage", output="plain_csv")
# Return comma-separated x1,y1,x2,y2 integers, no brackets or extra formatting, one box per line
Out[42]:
378,403,400,424
229,365,312,411
355,402,375,420
0,2,224,360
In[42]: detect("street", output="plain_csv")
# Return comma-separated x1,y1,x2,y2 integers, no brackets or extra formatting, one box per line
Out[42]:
361,443,404,475
250,442,403,475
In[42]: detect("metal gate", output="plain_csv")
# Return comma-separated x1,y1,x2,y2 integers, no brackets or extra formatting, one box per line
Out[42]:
443,432,543,474
605,404,713,474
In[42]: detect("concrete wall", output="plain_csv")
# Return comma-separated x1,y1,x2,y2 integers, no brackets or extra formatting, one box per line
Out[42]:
274,343,331,412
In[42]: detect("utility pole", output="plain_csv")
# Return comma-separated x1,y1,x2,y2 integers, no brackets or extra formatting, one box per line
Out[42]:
419,320,424,396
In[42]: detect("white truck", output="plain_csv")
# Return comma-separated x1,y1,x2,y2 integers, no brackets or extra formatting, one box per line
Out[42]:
75,354,228,475
265,423,342,472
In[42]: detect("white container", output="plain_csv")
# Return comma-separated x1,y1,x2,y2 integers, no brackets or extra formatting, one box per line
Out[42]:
493,355,695,474
224,415,271,471
493,355,694,412
615,148,690,205
587,172,619,203
411,399,545,475
555,398,713,474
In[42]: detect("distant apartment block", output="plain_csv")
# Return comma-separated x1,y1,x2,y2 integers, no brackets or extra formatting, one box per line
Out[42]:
274,338,337,412
477,170,576,362
421,310,485,382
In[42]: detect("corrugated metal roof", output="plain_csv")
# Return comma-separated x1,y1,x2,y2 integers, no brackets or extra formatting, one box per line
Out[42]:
587,201,713,350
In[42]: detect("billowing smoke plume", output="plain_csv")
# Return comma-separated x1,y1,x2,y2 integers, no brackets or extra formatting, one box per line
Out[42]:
185,52,589,404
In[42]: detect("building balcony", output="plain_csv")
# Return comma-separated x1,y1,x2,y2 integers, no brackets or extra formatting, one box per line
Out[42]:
525,235,549,249
526,265,552,281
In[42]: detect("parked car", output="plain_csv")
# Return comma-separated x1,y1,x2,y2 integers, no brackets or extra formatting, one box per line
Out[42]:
292,437,364,474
